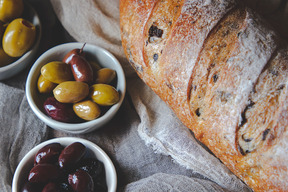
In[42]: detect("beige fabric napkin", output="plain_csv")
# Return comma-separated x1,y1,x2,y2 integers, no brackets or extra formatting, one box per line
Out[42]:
0,77,48,192
48,0,288,191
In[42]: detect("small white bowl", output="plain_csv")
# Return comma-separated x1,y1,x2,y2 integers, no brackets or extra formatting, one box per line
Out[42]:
0,1,42,80
12,137,117,192
26,42,126,134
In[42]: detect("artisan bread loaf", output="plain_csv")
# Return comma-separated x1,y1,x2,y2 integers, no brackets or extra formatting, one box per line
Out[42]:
120,0,288,191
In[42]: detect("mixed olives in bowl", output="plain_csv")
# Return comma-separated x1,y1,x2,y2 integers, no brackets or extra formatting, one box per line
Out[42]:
12,137,117,192
0,0,41,80
26,42,126,134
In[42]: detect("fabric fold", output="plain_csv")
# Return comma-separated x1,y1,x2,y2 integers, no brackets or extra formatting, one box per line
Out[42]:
0,83,48,191
124,173,230,192
127,78,251,192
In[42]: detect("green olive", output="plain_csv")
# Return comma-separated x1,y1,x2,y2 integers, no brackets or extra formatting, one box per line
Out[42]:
73,100,101,121
95,68,116,84
0,0,24,23
53,81,89,103
2,18,36,57
89,60,102,72
41,61,73,84
90,84,119,106
37,74,57,94
0,46,14,67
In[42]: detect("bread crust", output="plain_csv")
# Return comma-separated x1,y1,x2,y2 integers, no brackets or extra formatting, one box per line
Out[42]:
120,0,288,191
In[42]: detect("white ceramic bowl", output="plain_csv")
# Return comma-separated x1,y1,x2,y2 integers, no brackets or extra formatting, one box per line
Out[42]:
26,42,126,134
12,137,117,192
0,1,42,80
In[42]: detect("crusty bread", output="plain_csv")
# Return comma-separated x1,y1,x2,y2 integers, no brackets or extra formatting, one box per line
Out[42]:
120,0,288,191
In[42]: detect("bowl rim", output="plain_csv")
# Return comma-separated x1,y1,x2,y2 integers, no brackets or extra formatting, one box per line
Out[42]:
25,42,126,133
12,137,117,192
0,0,42,73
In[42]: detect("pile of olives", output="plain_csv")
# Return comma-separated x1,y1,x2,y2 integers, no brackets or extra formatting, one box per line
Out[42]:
38,44,120,123
21,142,107,192
0,0,37,67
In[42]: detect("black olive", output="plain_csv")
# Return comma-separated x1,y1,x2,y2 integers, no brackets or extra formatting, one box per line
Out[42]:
42,182,61,192
76,158,105,179
68,169,94,192
153,53,158,61
21,182,43,192
195,108,201,117
34,143,64,166
148,25,163,38
58,142,86,170
262,129,271,141
213,74,218,83
28,164,62,183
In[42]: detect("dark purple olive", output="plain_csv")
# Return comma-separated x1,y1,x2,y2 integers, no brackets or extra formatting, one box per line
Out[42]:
21,182,43,192
43,97,76,123
28,164,62,183
68,169,94,192
62,43,86,64
70,54,94,84
42,182,61,192
58,182,73,192
58,142,86,170
51,172,73,192
76,158,107,191
34,143,64,166
76,158,104,179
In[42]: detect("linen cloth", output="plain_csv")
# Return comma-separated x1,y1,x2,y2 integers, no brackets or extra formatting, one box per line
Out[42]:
1,0,287,191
